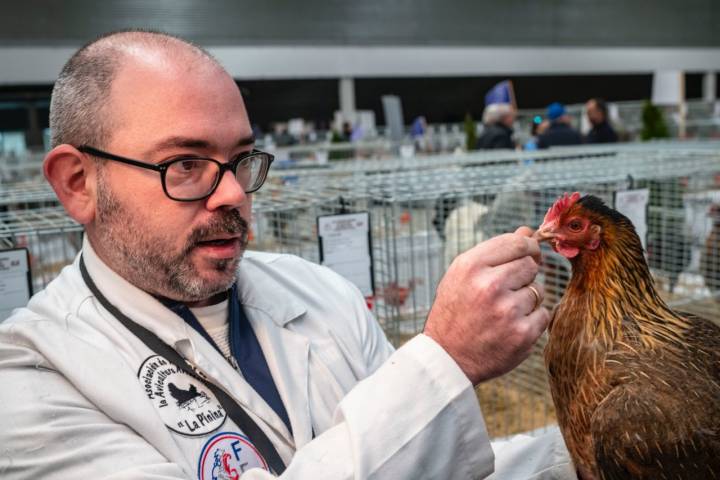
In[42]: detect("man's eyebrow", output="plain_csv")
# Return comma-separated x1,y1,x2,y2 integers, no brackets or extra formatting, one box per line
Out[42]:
235,135,256,148
146,135,256,156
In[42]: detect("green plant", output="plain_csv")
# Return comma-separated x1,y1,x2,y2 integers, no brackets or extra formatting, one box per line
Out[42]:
640,100,670,141
464,113,477,151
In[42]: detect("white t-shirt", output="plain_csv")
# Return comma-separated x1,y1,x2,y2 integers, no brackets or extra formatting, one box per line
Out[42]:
190,299,231,359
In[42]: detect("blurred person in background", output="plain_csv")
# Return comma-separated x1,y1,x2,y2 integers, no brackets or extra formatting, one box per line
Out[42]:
537,102,583,149
584,98,618,144
273,124,297,147
411,115,432,152
523,115,549,151
329,120,354,159
476,102,516,150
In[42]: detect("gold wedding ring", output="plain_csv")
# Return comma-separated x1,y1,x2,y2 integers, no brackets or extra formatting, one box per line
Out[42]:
527,284,542,311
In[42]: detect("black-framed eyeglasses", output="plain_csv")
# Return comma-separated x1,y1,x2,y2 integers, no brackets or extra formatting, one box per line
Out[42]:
78,145,274,202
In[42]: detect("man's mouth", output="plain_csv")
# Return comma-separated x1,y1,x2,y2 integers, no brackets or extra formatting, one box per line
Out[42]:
192,235,245,260
196,236,239,247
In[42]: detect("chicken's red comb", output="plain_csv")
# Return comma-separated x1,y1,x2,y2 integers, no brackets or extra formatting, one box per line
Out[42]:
543,192,581,223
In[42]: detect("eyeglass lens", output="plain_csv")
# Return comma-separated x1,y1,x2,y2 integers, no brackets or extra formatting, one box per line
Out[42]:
165,155,266,200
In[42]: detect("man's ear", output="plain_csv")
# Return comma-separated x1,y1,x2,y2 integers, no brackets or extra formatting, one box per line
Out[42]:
44,145,97,225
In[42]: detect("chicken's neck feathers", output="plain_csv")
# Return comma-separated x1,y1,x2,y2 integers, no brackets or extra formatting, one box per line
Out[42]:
559,224,690,350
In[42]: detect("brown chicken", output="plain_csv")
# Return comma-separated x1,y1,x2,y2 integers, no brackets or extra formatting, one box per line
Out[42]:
535,192,720,480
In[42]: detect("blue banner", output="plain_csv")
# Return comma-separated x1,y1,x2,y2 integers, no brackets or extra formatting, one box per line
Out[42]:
485,80,512,106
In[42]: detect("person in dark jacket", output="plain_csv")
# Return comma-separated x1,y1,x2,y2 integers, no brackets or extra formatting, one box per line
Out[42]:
537,102,583,149
584,98,618,144
476,103,516,150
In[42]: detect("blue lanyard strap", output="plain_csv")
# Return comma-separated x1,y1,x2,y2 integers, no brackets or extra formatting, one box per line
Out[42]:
228,285,293,434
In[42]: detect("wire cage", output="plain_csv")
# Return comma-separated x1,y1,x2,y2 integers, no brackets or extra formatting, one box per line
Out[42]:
0,207,83,292
265,148,718,324
2,143,720,438
256,145,720,437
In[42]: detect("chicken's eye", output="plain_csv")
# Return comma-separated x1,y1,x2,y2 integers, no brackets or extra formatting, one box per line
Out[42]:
568,220,583,232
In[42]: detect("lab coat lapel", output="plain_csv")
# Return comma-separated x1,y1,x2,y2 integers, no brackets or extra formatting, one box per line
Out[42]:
247,309,313,448
236,255,313,448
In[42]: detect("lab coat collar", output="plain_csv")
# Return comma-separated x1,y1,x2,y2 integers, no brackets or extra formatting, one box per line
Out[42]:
235,254,307,327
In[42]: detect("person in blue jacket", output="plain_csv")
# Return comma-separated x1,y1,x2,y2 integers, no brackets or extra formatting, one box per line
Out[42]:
537,102,583,149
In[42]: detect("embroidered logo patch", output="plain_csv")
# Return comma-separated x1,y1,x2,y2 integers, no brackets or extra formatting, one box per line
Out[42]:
198,432,269,479
138,355,226,436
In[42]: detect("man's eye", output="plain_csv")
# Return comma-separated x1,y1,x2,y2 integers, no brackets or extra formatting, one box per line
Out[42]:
167,158,206,176
178,160,198,171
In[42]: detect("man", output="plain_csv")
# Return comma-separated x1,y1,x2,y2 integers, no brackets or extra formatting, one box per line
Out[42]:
584,98,618,144
537,102,583,149
0,31,573,479
476,103,516,150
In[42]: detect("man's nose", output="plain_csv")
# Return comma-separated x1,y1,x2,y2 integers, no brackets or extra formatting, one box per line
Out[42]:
205,170,248,210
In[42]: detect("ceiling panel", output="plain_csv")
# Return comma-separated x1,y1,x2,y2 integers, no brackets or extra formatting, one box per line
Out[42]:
0,0,717,47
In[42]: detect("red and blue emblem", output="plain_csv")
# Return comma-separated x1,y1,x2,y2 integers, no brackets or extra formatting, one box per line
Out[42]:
198,432,269,479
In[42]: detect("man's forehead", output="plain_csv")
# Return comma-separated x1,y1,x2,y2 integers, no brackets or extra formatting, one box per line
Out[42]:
104,33,218,72
114,47,229,89
105,56,249,155
111,48,242,100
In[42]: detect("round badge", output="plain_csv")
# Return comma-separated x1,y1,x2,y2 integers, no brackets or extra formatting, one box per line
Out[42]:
137,355,226,436
198,431,269,479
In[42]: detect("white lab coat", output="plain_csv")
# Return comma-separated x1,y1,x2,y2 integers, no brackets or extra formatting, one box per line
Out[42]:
0,237,574,479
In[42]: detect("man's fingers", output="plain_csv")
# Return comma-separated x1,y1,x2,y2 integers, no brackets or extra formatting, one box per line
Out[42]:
469,232,541,267
513,308,552,364
514,226,542,263
514,226,535,237
505,282,545,315
525,306,552,339
490,256,540,291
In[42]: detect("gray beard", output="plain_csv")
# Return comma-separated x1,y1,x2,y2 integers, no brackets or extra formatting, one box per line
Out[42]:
93,169,249,302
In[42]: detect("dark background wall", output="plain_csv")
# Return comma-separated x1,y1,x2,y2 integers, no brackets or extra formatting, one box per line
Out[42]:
1,0,718,47
238,80,339,130
2,73,706,132
355,74,657,125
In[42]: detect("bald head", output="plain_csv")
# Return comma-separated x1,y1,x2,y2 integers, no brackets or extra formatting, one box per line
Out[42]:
49,30,224,149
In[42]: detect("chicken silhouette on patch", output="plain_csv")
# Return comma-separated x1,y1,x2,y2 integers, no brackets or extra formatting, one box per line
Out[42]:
168,382,210,412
